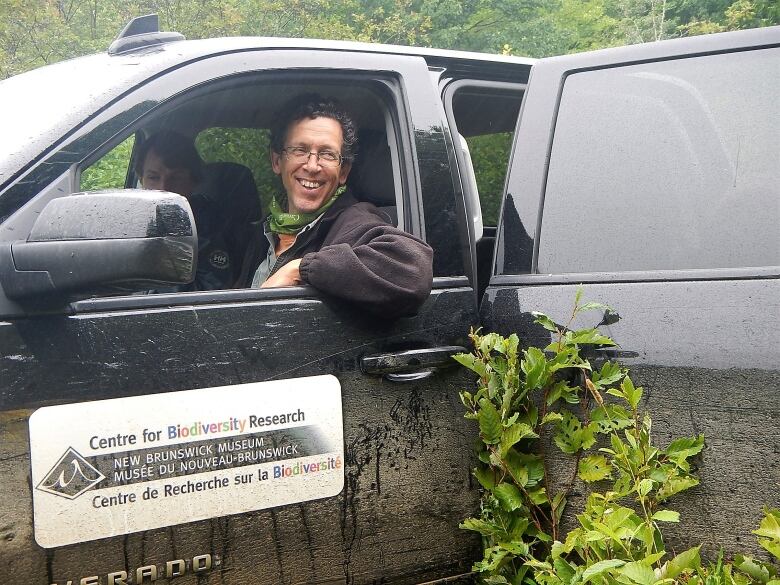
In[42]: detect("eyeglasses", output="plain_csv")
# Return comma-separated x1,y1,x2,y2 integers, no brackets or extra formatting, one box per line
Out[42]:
282,146,343,167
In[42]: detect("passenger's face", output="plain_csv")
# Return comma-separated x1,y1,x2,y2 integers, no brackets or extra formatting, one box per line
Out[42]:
271,117,351,215
140,149,197,199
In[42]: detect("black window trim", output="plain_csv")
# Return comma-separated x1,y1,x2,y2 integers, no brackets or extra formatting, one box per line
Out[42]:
489,265,780,288
69,275,471,314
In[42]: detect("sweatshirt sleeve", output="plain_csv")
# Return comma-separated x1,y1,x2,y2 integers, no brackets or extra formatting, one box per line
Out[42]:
298,223,433,318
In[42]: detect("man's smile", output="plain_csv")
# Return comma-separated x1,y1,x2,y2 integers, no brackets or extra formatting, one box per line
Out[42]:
297,178,324,190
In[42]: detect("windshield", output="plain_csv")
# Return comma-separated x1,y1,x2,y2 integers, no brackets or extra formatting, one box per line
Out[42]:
0,53,161,189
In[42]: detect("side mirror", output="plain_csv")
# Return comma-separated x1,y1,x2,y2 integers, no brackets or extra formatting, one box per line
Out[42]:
0,190,197,300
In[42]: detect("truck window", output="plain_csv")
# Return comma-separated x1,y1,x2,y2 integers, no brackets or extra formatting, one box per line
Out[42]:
447,83,523,227
444,81,524,296
72,74,411,294
537,47,780,274
80,135,135,191
463,132,513,227
195,127,275,212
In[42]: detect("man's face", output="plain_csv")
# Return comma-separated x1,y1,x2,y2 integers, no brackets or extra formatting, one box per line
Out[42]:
271,116,352,215
139,149,197,199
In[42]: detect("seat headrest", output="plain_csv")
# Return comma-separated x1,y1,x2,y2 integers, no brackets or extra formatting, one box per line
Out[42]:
346,130,396,207
199,161,262,222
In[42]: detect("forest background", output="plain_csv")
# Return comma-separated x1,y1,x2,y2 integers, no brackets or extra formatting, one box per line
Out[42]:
1,0,778,79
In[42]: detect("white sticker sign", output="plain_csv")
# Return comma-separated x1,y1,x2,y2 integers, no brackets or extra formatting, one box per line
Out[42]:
29,375,344,548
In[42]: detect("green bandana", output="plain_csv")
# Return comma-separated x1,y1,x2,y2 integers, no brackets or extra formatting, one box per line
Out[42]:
268,186,345,235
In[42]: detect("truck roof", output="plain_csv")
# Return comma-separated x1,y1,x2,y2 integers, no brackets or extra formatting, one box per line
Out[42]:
0,36,533,190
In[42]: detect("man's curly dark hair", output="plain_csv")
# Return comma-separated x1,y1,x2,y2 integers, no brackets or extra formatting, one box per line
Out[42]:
270,94,358,163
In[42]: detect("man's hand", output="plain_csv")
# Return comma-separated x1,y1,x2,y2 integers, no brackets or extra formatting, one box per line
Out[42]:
261,259,303,288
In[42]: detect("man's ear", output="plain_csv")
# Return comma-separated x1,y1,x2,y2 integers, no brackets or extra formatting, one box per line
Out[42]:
271,150,282,175
338,161,352,185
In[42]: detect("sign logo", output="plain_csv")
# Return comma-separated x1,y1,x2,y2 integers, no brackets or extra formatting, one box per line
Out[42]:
209,250,229,269
37,447,105,499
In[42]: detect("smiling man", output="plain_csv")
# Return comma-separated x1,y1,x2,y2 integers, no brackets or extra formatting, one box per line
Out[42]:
250,95,433,318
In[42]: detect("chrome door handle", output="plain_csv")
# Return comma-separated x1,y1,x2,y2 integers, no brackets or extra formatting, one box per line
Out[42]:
361,346,467,377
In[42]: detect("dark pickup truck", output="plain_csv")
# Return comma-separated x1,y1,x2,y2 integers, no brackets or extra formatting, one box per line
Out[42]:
0,15,777,585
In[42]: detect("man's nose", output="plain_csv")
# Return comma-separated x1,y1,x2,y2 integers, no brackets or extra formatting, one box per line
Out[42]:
303,152,321,171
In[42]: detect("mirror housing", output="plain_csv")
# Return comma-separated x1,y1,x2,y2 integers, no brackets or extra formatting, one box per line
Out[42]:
0,190,197,300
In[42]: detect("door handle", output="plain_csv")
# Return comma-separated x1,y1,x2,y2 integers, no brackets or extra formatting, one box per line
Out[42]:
361,346,467,377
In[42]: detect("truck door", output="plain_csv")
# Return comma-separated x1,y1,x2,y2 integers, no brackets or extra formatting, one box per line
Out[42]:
0,48,480,584
484,27,780,557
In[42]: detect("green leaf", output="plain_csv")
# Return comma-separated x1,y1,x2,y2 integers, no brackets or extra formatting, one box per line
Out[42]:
506,451,544,487
578,454,612,482
585,530,608,542
474,466,496,490
592,361,624,387
479,398,503,444
542,412,564,425
652,510,680,522
532,311,559,333
501,381,516,417
488,372,502,400
643,552,667,566
754,508,780,560
734,555,772,584
512,464,529,488
522,347,548,389
547,381,580,405
499,540,530,556
638,478,654,497
582,559,625,583
475,546,509,573
554,410,584,454
453,353,487,378
500,422,538,455
620,376,643,410
665,435,705,461
552,492,567,523
568,328,616,347
620,561,657,585
554,558,577,585
590,404,633,434
579,301,612,313
604,506,638,533
665,546,701,579
657,475,699,501
527,486,548,506
753,508,780,540
460,517,502,538
483,577,509,584
478,332,503,355
494,482,524,511
525,559,553,571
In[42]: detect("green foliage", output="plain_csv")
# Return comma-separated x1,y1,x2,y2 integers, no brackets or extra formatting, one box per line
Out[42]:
195,127,276,211
753,509,780,561
456,290,779,584
2,0,778,81
466,133,512,227
80,135,135,191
